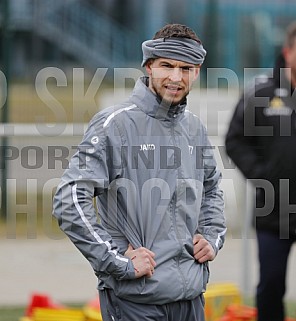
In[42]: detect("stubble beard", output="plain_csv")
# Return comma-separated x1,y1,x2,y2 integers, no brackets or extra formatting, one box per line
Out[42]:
151,81,188,107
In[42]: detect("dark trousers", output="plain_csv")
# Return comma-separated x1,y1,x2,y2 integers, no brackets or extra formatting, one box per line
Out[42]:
99,288,205,321
256,230,294,321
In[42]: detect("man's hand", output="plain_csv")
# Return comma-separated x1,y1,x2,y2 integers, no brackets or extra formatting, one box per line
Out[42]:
124,244,156,278
193,234,216,263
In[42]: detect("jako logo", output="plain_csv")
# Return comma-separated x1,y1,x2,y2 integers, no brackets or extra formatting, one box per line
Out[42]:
140,144,156,151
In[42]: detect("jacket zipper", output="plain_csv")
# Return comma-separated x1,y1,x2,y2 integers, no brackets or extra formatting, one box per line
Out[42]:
170,122,187,298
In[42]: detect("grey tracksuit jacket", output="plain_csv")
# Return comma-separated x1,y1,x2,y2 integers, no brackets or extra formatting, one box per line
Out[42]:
53,76,226,305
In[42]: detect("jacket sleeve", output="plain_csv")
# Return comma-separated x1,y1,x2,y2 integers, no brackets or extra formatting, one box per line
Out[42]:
52,113,135,281
197,129,226,255
225,93,266,179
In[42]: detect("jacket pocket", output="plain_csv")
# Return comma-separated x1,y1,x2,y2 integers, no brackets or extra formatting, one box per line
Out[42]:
114,277,146,298
102,275,146,300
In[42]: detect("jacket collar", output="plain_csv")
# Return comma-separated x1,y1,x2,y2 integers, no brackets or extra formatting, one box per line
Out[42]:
129,76,187,121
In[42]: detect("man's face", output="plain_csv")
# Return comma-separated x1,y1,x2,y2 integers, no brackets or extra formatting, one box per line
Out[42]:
283,41,296,86
145,58,200,106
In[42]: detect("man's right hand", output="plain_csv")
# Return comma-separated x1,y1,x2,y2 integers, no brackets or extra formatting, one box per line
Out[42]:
124,244,156,278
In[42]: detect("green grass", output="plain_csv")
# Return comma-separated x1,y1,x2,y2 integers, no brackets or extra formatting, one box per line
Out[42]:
286,301,296,318
243,298,296,318
0,307,25,321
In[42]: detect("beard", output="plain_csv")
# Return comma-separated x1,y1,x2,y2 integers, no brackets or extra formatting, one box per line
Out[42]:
150,80,189,107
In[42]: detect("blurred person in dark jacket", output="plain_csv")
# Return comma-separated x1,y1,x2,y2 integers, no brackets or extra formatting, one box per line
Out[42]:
225,22,296,321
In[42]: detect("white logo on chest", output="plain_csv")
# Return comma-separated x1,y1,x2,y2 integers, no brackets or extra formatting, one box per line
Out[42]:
140,144,156,151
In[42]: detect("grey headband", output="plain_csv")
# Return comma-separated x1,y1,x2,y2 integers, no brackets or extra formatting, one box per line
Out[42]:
141,37,207,67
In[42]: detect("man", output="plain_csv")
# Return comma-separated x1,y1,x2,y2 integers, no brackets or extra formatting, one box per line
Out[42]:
53,23,226,321
225,22,296,321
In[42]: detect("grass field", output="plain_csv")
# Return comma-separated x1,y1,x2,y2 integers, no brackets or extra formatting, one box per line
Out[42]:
0,306,25,321
8,82,102,124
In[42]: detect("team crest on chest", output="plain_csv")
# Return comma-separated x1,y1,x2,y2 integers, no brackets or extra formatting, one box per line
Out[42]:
263,97,292,116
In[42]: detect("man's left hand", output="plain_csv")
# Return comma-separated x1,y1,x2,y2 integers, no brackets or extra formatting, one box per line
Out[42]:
193,234,216,263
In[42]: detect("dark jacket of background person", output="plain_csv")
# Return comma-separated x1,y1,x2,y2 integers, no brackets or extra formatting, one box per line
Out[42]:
225,54,296,239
